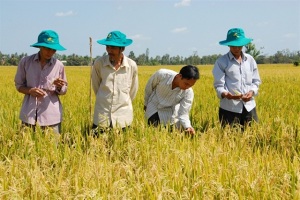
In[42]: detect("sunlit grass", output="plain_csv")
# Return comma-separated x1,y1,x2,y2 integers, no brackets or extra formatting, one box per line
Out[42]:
0,64,299,199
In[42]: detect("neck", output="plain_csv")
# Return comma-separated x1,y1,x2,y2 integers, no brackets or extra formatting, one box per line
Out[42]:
110,54,123,66
38,52,50,68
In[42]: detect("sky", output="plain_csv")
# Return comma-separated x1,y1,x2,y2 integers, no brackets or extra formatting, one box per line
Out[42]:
0,0,299,58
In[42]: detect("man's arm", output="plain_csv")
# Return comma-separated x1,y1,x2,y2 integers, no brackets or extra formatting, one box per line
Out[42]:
91,58,102,95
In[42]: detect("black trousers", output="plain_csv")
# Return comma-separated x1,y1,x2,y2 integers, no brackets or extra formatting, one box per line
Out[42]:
219,106,258,128
91,123,129,136
148,112,176,132
148,112,160,127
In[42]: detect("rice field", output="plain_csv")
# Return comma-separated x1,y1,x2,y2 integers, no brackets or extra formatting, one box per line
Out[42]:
0,64,299,199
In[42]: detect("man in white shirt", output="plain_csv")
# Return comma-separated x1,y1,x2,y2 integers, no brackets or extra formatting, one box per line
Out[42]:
212,28,261,129
144,65,199,135
91,31,138,135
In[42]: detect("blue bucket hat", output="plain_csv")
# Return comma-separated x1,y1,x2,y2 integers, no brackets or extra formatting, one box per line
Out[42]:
97,31,133,47
219,28,253,47
31,30,66,51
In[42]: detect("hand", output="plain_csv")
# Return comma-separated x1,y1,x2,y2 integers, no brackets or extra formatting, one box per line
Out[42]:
185,127,195,135
241,91,254,102
29,87,46,98
53,78,66,91
144,106,147,112
222,92,243,100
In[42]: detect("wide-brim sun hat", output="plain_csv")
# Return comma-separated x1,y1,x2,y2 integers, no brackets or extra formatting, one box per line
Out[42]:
31,30,66,51
219,28,253,47
97,31,133,47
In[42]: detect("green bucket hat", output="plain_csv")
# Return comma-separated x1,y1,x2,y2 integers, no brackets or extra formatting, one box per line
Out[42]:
31,30,66,51
97,31,133,47
219,28,253,47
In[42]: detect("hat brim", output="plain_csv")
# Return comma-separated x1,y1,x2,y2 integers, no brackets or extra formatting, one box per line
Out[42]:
97,39,132,47
219,38,253,47
31,43,66,51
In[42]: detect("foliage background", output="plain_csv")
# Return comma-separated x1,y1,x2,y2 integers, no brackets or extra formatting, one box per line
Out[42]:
1,47,300,66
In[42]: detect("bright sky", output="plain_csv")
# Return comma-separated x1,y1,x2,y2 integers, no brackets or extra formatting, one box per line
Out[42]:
0,0,299,58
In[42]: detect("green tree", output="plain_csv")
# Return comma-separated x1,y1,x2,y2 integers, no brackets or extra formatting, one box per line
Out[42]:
128,51,136,61
161,54,170,65
245,43,263,60
145,48,149,63
136,53,147,65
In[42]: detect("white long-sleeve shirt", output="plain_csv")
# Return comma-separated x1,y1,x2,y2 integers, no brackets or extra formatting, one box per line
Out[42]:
144,69,194,129
212,51,261,113
92,54,138,128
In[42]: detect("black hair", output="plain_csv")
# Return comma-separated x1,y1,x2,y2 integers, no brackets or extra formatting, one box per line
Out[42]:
179,65,200,80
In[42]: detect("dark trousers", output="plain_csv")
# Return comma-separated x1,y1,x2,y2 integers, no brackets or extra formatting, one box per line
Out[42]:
91,123,129,137
148,112,175,132
219,106,258,128
148,112,160,127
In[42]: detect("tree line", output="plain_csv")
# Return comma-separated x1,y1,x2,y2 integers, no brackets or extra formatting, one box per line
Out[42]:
1,44,299,66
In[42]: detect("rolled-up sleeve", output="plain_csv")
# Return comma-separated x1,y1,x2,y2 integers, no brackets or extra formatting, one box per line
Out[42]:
56,67,68,95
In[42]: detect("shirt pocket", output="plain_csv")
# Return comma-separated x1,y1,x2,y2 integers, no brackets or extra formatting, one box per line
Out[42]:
116,72,131,94
226,65,241,82
244,68,253,85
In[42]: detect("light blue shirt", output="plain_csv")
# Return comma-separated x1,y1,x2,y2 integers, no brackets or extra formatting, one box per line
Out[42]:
144,69,194,129
212,51,261,113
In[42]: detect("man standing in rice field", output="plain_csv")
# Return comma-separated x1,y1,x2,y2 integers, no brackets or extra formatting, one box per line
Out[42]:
144,65,199,135
14,30,68,133
212,28,262,129
91,30,138,135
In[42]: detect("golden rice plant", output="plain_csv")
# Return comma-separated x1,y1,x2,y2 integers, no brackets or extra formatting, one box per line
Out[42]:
0,64,299,199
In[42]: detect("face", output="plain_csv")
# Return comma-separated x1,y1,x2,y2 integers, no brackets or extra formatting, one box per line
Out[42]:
39,47,56,61
229,46,243,58
178,76,197,90
106,45,123,61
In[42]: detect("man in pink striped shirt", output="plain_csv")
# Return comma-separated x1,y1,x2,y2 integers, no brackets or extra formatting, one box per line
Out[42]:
14,30,67,133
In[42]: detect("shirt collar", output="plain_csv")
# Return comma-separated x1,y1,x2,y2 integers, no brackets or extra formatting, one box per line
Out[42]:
33,52,54,65
167,73,176,85
228,51,248,61
104,54,128,68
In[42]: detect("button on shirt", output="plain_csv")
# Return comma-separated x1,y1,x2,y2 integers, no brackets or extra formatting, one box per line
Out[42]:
144,69,194,129
92,55,138,128
212,51,261,113
14,53,68,126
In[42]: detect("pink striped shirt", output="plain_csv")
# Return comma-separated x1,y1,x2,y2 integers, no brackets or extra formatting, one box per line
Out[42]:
14,53,67,126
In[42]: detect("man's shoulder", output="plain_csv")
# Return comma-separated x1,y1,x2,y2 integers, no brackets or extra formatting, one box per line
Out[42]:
157,69,176,75
18,53,39,65
123,56,137,66
217,52,229,61
93,55,109,66
95,55,108,61
22,53,38,60
214,52,231,67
